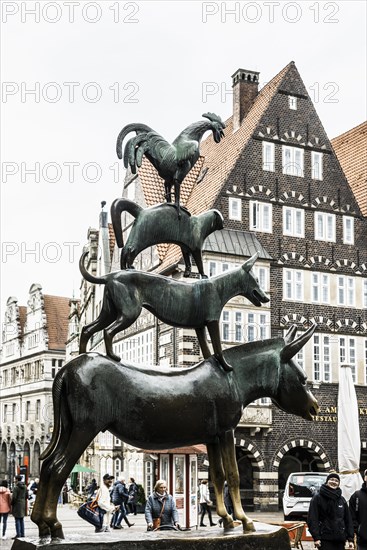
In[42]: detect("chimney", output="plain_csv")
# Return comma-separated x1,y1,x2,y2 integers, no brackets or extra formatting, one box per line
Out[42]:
232,68,259,131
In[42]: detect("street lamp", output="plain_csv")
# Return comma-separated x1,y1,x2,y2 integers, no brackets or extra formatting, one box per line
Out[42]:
8,451,16,490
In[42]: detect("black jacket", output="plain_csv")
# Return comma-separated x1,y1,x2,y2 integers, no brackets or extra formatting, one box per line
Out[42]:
111,481,129,506
349,482,367,544
307,484,354,543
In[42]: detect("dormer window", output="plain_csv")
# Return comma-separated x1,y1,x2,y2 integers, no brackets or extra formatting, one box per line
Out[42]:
289,96,297,110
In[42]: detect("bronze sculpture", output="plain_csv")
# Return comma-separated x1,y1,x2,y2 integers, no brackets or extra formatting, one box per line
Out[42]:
110,198,224,277
78,251,269,372
116,113,225,215
31,324,318,539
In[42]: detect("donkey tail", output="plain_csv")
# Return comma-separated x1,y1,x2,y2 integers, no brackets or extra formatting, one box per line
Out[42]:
110,198,143,248
79,251,106,285
39,370,65,460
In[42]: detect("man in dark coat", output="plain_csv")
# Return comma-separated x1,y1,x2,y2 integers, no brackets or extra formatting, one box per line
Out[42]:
308,472,354,550
110,477,134,529
349,469,367,550
11,475,28,539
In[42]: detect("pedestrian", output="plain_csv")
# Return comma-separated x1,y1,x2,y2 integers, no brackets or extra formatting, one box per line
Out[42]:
0,480,12,540
110,476,134,529
308,472,354,550
199,479,216,527
94,474,117,533
62,482,69,505
349,469,367,550
11,475,28,539
145,480,180,530
30,478,39,496
127,477,138,515
218,481,235,526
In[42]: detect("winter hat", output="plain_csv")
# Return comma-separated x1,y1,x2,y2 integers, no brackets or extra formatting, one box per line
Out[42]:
326,472,340,483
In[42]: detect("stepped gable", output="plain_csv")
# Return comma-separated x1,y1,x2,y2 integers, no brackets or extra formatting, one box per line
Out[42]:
43,295,71,350
156,62,293,273
331,121,367,216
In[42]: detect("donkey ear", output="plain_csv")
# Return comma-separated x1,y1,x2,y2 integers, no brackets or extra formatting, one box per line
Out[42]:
242,252,259,272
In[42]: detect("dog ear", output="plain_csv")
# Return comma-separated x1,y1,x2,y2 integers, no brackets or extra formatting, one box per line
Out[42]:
242,252,259,272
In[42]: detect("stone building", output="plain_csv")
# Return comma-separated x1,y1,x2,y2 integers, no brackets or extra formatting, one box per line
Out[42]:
72,61,367,510
0,285,70,484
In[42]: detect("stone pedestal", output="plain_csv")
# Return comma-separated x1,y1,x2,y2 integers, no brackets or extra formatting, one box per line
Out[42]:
11,523,290,550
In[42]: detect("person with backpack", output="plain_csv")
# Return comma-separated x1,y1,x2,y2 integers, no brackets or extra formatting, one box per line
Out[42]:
308,472,354,550
349,469,367,550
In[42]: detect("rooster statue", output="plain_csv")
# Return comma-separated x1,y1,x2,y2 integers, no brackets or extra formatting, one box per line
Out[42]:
116,113,225,216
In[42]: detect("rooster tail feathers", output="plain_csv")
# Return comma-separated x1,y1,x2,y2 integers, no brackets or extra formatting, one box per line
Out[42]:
116,123,154,160
110,198,143,248
128,134,148,172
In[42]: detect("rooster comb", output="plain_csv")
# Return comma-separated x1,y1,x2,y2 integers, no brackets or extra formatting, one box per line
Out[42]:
202,113,225,127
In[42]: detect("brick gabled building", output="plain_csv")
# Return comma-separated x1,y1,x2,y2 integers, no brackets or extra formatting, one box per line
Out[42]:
0,285,71,483
78,61,367,511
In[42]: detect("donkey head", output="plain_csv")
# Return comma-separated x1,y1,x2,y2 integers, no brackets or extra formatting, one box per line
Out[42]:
272,324,319,421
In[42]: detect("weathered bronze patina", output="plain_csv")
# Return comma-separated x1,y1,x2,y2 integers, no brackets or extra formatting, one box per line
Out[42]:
78,251,269,372
31,324,318,539
110,199,223,277
116,113,225,215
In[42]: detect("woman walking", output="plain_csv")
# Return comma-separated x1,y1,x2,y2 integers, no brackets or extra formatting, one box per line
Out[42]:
0,480,12,540
308,472,354,550
145,480,180,530
199,479,216,527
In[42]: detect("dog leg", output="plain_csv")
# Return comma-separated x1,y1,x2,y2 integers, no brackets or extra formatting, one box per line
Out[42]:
195,327,211,359
79,312,114,354
182,248,192,277
192,250,207,279
104,314,140,362
207,321,233,372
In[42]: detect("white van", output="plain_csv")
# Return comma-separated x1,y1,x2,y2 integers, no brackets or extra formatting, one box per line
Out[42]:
283,472,328,521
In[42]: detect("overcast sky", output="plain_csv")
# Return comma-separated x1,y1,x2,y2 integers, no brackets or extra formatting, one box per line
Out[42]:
1,0,366,316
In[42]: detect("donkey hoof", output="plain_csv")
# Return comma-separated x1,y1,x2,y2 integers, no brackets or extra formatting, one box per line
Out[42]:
243,520,255,533
51,524,65,540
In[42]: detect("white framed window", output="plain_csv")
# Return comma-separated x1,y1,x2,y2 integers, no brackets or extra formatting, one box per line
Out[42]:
209,261,217,277
221,310,270,343
311,151,323,180
283,206,304,237
313,334,331,382
343,216,354,244
311,273,330,304
288,96,297,110
116,329,154,364
262,141,275,171
253,265,269,293
283,269,304,301
364,280,367,308
229,197,242,221
315,212,336,242
339,337,356,383
250,201,272,233
338,276,355,306
282,146,304,177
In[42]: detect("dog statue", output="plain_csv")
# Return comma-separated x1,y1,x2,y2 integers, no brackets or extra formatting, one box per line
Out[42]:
79,252,269,372
110,198,224,277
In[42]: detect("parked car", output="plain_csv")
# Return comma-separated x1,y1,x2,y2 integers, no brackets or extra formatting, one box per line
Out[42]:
283,471,328,521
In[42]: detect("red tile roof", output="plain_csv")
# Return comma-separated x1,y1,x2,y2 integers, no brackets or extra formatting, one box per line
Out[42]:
18,306,27,336
43,295,71,350
331,121,367,216
108,223,116,260
141,444,207,455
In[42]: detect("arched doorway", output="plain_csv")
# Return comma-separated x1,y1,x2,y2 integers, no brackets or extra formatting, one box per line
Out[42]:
33,441,41,477
236,447,254,511
0,442,7,478
278,446,325,508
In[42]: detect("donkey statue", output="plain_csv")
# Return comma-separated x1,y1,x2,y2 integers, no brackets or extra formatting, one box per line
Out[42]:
32,324,318,539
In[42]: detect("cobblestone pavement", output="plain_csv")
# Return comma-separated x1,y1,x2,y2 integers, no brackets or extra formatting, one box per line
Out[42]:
0,505,317,548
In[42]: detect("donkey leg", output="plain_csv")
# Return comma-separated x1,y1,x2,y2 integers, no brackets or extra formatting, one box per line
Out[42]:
206,321,233,372
195,327,211,359
207,441,235,529
220,429,255,533
43,429,95,539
